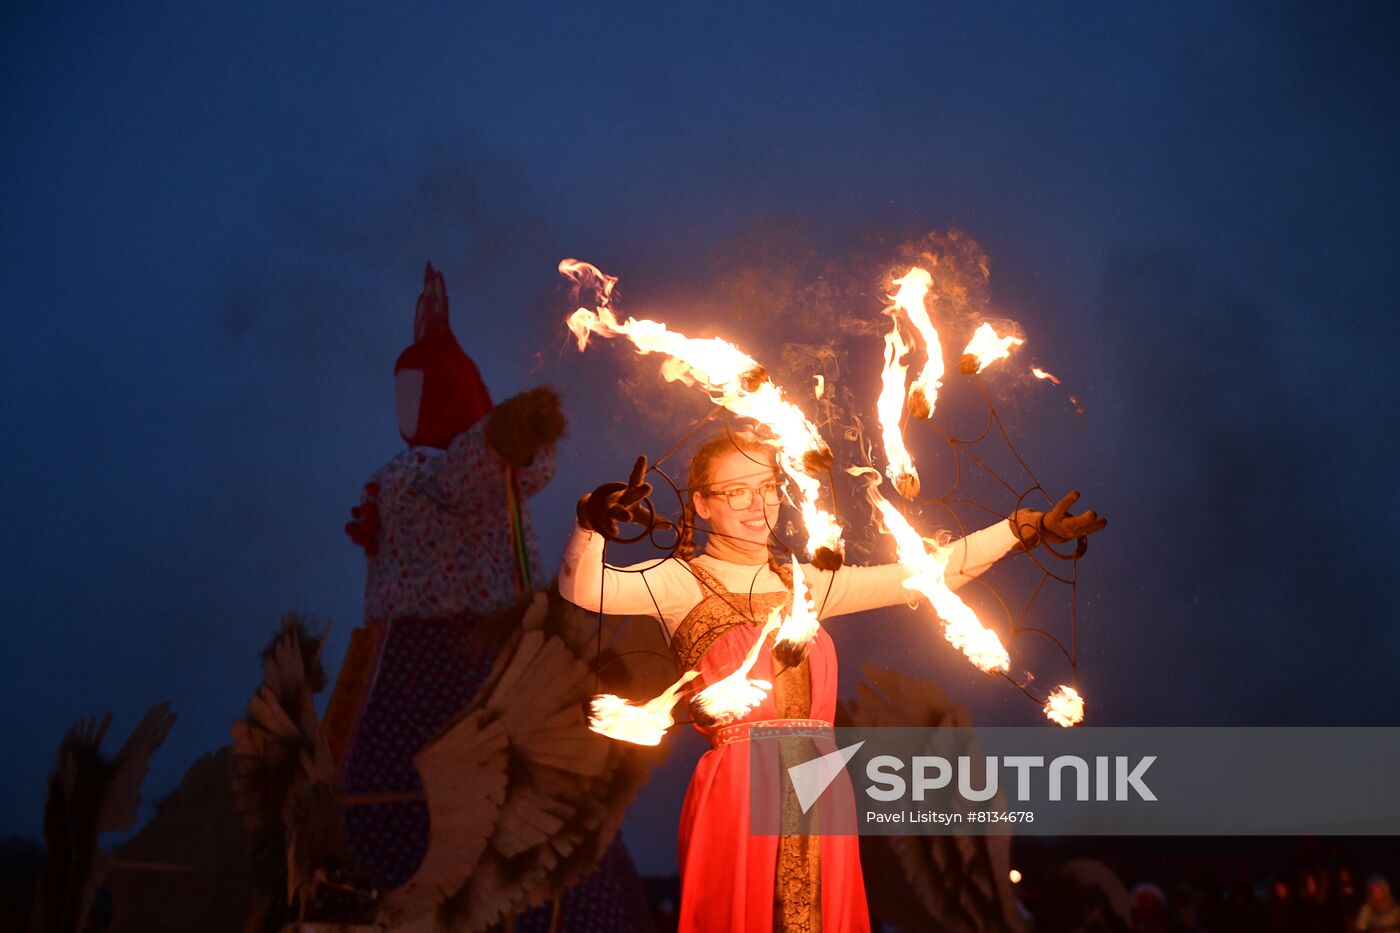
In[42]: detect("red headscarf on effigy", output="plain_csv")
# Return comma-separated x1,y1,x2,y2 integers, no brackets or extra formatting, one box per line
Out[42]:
393,262,493,449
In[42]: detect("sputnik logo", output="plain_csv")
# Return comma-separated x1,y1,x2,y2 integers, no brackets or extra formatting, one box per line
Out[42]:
787,741,865,813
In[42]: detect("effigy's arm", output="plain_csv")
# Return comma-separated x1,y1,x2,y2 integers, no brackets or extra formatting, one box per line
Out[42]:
804,518,1020,619
483,386,564,499
510,444,555,499
429,386,565,511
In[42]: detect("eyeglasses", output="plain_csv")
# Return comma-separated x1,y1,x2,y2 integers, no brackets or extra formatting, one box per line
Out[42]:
705,480,787,511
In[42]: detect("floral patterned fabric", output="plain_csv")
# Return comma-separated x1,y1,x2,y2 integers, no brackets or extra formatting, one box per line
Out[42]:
356,418,553,623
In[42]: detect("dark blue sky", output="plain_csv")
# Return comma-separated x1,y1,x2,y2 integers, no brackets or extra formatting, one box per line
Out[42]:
3,2,1397,873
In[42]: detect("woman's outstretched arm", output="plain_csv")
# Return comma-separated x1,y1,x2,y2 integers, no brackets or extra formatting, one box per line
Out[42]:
557,523,701,630
803,518,1020,619
806,492,1106,619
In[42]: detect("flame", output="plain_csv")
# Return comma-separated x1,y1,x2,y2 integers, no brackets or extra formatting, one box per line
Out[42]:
691,606,783,725
567,256,1089,728
877,307,920,499
1043,684,1085,727
865,274,1008,671
588,670,701,746
850,467,1011,673
876,266,949,498
890,268,944,420
961,322,1024,373
561,259,844,561
774,556,819,655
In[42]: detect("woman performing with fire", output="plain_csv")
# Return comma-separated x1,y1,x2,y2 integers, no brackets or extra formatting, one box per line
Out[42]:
558,428,1106,932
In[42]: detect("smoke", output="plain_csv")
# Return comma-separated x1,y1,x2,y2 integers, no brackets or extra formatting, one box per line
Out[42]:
553,220,1052,565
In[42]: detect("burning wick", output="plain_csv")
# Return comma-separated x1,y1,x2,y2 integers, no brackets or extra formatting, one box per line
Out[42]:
1043,685,1085,727
907,388,932,421
961,323,1025,373
740,366,770,392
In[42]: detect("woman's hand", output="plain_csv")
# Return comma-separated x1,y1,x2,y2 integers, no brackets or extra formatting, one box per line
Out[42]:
1011,491,1107,550
577,456,655,539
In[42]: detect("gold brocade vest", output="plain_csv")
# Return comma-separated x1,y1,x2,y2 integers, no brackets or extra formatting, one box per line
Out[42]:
672,561,813,720
674,561,823,933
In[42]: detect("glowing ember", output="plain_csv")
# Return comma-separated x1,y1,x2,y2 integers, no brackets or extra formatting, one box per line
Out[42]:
890,267,944,421
692,607,783,725
774,556,819,656
850,467,1011,673
813,374,825,399
961,322,1025,373
589,670,701,746
1043,684,1085,727
561,259,845,563
1031,366,1060,385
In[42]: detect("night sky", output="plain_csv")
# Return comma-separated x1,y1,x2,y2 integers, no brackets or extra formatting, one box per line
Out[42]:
3,2,1398,875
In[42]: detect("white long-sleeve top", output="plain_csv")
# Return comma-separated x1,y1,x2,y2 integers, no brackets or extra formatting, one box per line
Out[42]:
557,519,1020,638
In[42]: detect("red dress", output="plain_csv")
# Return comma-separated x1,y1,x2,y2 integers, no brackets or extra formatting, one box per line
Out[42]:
673,563,869,933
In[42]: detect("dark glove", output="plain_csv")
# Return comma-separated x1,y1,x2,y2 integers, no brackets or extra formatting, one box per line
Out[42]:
577,456,654,540
485,386,566,468
1011,491,1107,550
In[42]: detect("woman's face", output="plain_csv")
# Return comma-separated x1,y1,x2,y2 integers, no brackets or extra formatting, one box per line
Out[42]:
692,448,783,549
